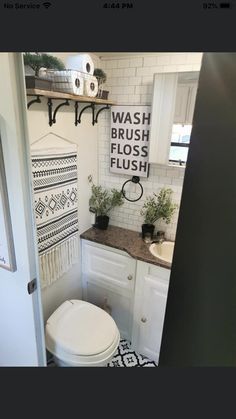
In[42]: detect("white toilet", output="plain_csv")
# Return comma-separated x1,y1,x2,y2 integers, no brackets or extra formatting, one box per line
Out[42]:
45,299,120,367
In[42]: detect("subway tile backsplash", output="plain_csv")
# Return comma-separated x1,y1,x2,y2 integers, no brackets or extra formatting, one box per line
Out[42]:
98,53,202,240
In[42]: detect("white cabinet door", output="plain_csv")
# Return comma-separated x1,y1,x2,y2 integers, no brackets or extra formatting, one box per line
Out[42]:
185,84,198,124
174,84,190,124
149,73,178,164
81,240,136,340
174,83,198,125
84,280,133,340
132,261,170,363
82,241,136,292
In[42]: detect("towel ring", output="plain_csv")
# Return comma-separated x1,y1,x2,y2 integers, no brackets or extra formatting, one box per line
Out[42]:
121,176,143,202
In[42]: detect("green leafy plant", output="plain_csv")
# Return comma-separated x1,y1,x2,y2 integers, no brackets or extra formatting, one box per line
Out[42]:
140,188,178,225
93,68,107,87
23,53,65,76
88,175,124,216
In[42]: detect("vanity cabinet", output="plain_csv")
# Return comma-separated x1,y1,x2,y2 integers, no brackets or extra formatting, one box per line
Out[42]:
131,261,170,363
81,239,170,363
81,240,136,340
174,83,198,125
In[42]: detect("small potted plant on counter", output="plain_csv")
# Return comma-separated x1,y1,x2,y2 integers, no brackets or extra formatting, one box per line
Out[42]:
140,187,177,241
88,175,124,230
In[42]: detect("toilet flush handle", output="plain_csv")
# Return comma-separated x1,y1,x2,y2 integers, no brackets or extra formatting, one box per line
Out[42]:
127,274,133,281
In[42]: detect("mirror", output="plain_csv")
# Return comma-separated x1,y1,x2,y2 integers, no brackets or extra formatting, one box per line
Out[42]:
149,71,200,166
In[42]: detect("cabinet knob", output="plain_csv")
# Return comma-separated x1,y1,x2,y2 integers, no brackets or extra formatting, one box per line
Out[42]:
141,317,147,323
127,274,133,281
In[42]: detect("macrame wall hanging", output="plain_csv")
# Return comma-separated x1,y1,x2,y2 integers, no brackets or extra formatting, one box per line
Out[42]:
31,133,78,289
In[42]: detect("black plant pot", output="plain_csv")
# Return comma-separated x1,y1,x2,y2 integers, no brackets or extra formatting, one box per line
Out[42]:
94,215,110,230
141,223,155,239
97,89,109,100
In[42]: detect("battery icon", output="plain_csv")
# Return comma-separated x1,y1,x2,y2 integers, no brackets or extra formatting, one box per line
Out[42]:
220,2,231,7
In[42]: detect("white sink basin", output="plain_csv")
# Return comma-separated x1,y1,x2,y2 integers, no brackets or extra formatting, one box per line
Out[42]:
149,241,175,264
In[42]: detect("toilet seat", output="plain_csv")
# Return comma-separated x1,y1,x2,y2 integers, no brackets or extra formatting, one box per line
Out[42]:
45,300,120,366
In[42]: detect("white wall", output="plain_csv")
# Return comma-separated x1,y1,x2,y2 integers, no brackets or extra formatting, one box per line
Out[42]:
26,54,100,320
98,53,203,240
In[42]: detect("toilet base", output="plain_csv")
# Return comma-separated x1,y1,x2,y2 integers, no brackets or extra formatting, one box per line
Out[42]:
54,357,104,367
53,350,115,367
51,330,120,367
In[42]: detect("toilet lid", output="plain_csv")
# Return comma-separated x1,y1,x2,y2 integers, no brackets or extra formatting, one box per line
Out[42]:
46,300,118,356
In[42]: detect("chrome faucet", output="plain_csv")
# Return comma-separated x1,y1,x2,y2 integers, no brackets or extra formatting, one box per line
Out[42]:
154,231,165,244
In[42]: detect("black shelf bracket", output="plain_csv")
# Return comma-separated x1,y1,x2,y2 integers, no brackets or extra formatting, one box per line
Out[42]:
75,102,110,126
74,101,79,126
52,99,70,125
47,98,53,126
75,103,95,126
27,95,41,109
94,105,110,123
47,98,70,126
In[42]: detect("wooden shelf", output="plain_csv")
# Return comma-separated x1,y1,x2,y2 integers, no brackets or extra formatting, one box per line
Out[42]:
26,88,115,127
26,88,116,106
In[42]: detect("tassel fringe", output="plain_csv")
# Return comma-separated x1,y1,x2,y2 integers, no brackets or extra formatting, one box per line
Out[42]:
39,235,79,289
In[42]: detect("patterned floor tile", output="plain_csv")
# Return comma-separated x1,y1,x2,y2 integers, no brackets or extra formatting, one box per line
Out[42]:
107,340,157,367
47,339,157,367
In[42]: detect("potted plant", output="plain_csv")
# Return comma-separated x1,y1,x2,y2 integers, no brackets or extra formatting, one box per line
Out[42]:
140,187,177,240
93,68,109,100
88,175,124,229
23,52,65,90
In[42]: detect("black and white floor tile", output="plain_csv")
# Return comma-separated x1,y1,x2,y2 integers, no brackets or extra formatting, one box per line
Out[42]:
107,339,157,367
47,339,157,367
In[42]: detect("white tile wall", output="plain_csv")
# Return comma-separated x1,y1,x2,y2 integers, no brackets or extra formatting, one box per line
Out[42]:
97,53,203,240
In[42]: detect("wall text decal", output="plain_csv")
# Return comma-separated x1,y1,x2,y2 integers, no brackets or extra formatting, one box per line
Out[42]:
110,105,151,177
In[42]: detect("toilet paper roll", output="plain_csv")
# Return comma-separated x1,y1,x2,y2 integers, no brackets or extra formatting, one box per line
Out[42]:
66,54,94,75
84,75,98,97
47,70,84,95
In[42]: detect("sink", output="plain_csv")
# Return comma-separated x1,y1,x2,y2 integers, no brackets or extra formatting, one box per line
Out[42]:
149,241,175,264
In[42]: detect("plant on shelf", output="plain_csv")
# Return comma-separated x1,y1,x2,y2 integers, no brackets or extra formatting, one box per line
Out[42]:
93,68,109,99
23,52,65,76
88,175,124,230
94,68,107,86
140,187,178,240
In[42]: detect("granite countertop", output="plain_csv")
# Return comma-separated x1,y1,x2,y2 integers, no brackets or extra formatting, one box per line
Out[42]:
80,225,172,270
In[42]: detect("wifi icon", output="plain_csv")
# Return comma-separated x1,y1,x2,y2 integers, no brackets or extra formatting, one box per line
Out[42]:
43,2,52,8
